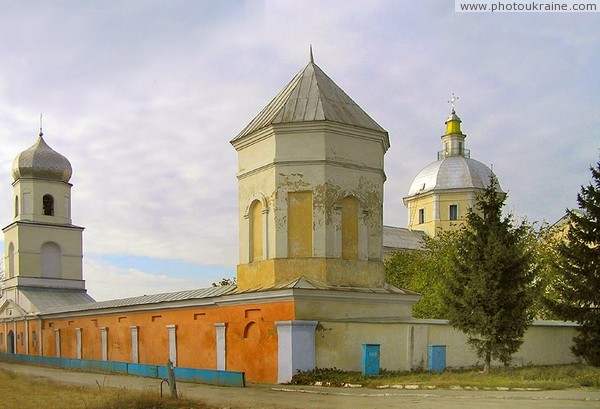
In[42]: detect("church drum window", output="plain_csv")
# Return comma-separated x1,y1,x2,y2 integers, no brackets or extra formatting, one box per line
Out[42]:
43,194,54,216
449,204,458,221
14,195,18,217
418,208,425,224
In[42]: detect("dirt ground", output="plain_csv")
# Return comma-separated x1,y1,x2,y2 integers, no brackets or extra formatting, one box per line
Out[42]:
1,361,599,409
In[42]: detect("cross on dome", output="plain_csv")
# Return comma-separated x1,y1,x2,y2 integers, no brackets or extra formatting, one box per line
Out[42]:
448,93,459,112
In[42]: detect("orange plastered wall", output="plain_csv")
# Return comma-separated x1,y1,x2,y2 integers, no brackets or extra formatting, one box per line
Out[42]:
27,320,40,355
39,300,295,383
12,321,26,354
217,301,295,383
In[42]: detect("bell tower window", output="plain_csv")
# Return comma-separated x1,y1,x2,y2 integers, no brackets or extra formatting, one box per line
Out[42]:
14,196,19,217
418,208,425,224
43,194,54,216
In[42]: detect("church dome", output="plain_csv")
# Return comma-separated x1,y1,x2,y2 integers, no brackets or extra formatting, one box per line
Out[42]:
407,155,499,196
12,133,73,183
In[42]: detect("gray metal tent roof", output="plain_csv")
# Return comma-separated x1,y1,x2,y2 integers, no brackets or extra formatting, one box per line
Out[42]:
232,60,387,142
20,288,95,313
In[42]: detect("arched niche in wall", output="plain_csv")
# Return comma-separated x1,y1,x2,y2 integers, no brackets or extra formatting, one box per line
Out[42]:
41,242,61,279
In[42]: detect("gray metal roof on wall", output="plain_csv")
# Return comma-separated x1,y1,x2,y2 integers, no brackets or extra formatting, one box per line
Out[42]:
21,288,95,313
232,61,387,142
40,285,237,315
383,226,427,251
38,277,417,316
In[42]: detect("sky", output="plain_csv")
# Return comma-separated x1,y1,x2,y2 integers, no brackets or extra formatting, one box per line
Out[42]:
0,1,598,301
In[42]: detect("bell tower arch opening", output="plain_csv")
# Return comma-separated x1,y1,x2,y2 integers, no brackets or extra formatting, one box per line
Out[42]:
43,194,55,216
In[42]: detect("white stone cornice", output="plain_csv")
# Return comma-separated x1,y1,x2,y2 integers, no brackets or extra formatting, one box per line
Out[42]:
231,121,390,152
230,126,275,151
2,277,86,291
237,159,386,180
403,186,488,202
2,220,84,233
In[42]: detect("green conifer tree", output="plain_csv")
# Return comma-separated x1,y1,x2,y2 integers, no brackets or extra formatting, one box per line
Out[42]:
550,156,600,366
443,175,533,373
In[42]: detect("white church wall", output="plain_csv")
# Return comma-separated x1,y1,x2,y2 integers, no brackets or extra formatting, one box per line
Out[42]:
315,321,412,372
314,320,578,373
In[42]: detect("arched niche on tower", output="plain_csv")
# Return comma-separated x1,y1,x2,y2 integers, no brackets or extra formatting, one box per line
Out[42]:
7,242,15,279
334,195,369,261
41,242,61,279
243,193,269,263
287,191,313,258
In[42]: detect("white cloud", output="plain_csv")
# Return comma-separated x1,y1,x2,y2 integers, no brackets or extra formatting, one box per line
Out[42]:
0,1,598,298
83,257,220,301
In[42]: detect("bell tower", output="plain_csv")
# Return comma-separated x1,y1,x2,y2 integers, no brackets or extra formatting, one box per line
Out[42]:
231,53,390,291
2,127,89,308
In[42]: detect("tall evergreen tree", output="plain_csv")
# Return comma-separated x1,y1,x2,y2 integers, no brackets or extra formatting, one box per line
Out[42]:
443,175,533,373
549,156,600,366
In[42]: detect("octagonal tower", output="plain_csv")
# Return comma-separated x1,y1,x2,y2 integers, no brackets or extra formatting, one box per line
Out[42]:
231,54,390,291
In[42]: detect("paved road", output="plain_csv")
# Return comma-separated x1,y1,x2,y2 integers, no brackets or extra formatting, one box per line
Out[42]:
1,362,599,408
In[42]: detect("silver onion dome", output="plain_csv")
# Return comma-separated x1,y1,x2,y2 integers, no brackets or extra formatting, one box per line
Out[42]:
407,155,500,197
12,133,73,183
